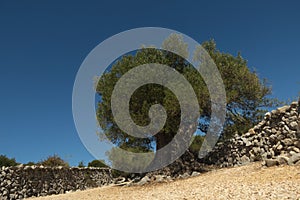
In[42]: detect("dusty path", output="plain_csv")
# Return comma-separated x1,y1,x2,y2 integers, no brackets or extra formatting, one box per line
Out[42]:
27,162,300,200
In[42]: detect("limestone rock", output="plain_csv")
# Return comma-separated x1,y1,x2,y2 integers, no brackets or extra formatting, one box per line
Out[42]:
240,155,250,165
289,121,298,130
265,159,279,167
288,153,300,165
137,176,150,185
191,171,201,177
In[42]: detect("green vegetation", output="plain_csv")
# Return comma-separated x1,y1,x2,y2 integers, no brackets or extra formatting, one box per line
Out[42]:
201,40,279,140
87,159,107,168
39,154,69,167
189,135,205,156
24,161,36,166
78,161,85,168
0,155,18,167
96,34,278,164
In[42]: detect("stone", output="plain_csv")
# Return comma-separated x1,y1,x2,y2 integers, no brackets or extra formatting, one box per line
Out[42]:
289,121,298,130
264,112,271,119
265,159,278,167
292,147,300,153
252,147,260,154
271,109,278,116
290,101,298,108
241,138,252,147
294,141,300,149
282,138,293,146
248,128,256,135
277,105,290,114
2,189,8,196
284,125,290,132
166,176,173,181
277,156,289,165
288,153,300,165
178,172,190,179
137,176,150,185
153,175,165,182
269,134,277,142
114,177,126,184
240,155,250,165
131,177,141,183
191,171,200,177
289,116,298,121
276,144,283,151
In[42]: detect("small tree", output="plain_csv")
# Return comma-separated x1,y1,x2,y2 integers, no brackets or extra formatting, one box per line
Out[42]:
0,155,18,167
39,154,69,167
78,161,85,168
88,159,107,168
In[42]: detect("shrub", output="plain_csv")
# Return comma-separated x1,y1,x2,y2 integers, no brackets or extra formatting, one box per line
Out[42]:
25,161,36,166
78,161,85,168
0,155,18,167
39,154,69,167
88,159,107,168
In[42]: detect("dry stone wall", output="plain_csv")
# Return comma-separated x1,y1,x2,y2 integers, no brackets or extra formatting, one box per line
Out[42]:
0,166,113,200
201,101,300,167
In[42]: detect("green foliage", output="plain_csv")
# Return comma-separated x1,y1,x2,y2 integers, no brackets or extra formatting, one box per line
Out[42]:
39,154,69,167
78,161,85,168
96,35,278,162
0,155,18,167
87,159,107,168
25,161,36,166
200,40,279,139
189,135,205,156
96,47,203,153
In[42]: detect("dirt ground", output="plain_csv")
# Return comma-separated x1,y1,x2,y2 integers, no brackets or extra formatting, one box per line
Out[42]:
26,162,300,200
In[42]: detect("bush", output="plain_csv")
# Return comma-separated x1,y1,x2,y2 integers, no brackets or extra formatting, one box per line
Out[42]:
0,155,18,167
25,161,36,166
88,160,107,168
78,161,85,168
39,154,69,167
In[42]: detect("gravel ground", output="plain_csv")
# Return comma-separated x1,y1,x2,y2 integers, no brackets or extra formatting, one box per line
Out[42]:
26,162,300,200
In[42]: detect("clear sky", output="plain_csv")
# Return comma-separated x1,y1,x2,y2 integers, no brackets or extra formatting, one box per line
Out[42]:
0,1,299,166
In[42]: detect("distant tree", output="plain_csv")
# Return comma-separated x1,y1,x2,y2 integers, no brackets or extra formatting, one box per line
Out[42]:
0,155,18,167
88,159,107,168
78,161,85,168
39,154,69,167
25,161,36,166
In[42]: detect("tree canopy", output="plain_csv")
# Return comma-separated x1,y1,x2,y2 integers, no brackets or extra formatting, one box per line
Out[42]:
96,35,278,163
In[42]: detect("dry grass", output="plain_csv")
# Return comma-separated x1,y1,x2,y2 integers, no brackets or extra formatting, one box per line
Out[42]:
26,162,300,200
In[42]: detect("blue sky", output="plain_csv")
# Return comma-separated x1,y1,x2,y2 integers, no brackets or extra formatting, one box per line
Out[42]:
0,1,299,166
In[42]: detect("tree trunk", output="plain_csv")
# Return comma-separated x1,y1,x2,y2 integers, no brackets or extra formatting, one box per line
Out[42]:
146,131,174,170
